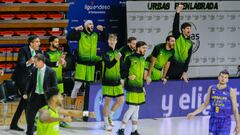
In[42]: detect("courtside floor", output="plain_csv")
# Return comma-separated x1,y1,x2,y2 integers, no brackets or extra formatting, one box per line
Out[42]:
0,116,238,135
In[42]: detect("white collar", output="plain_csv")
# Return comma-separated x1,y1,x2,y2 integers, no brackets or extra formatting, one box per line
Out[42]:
29,46,34,52
39,64,46,71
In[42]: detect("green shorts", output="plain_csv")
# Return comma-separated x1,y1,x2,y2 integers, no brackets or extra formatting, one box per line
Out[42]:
74,64,95,82
102,85,124,98
126,91,145,105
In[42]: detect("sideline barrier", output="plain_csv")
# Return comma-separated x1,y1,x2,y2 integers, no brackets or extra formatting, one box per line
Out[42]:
88,79,240,122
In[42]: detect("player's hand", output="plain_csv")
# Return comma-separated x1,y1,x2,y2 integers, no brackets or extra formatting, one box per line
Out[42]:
23,94,28,100
181,72,189,83
58,58,66,65
58,59,63,65
61,52,67,59
0,69,4,76
63,116,72,123
61,58,66,65
128,75,136,80
162,78,167,85
27,57,35,65
235,123,240,135
96,25,104,31
74,25,83,31
115,52,122,61
146,76,151,85
187,113,195,120
176,4,184,13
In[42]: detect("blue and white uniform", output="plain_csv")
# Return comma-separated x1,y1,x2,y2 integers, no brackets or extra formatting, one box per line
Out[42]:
209,85,232,135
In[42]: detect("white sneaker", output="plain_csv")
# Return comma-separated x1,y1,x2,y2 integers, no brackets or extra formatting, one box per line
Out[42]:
108,117,115,127
103,123,112,131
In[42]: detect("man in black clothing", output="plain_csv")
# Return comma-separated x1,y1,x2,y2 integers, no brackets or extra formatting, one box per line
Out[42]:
10,35,42,131
25,54,58,135
167,4,193,83
119,37,137,62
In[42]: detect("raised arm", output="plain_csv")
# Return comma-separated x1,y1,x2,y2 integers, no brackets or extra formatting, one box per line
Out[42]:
67,25,83,41
172,5,183,39
96,25,106,42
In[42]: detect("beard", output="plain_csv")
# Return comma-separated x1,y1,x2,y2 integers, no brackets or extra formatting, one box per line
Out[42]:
87,27,93,32
140,51,146,55
52,44,58,49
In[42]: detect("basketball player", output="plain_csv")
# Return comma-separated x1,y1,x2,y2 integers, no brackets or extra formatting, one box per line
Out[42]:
187,70,240,135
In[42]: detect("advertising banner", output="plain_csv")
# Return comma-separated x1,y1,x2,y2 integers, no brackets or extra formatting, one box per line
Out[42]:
67,0,127,52
88,79,240,122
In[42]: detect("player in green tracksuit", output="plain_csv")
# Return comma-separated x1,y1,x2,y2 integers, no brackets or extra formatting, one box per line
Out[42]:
119,37,137,88
102,34,124,131
37,87,95,135
167,4,193,83
117,41,148,135
45,36,69,128
67,20,105,121
45,36,66,94
119,37,137,62
145,35,175,84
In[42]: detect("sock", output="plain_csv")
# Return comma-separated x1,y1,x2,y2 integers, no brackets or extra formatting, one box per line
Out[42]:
132,124,137,132
83,111,89,117
110,111,114,118
121,123,126,129
104,117,109,125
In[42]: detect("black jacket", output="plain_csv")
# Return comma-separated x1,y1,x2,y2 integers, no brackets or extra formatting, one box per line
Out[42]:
12,45,42,94
172,12,193,72
26,66,58,97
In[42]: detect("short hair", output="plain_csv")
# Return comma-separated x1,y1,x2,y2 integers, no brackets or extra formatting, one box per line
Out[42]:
181,22,191,31
45,87,59,101
108,34,117,40
34,54,46,63
49,36,58,43
165,35,175,42
84,20,93,27
219,69,230,77
136,41,147,48
28,35,39,45
127,37,137,43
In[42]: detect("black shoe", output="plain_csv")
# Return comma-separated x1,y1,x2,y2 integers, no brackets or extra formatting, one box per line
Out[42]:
9,125,24,131
82,116,88,122
131,130,140,135
117,129,125,135
60,121,70,128
32,125,37,132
